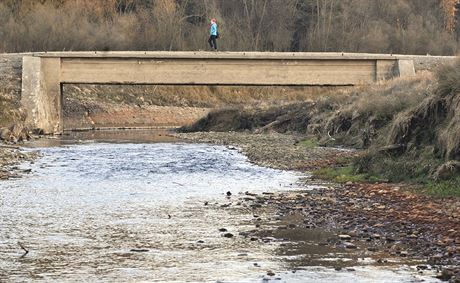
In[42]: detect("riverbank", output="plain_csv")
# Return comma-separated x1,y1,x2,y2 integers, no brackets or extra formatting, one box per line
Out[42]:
174,131,460,282
0,147,38,180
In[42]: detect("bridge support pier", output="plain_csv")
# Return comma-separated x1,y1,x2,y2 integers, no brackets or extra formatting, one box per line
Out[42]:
22,57,62,134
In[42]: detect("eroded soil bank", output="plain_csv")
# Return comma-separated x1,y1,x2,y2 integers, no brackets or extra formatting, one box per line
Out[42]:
174,131,460,282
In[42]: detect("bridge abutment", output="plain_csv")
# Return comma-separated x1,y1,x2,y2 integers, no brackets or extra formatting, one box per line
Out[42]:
22,56,62,133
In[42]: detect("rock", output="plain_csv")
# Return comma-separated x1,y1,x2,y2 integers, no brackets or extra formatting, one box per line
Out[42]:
343,242,357,249
339,234,352,240
223,233,234,238
437,269,456,281
219,228,228,232
197,240,205,244
416,265,428,271
226,191,232,197
267,271,276,276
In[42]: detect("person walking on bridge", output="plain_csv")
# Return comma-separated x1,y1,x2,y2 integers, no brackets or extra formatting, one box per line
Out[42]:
208,18,219,51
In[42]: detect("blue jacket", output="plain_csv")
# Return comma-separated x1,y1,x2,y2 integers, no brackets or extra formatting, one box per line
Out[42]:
210,23,218,36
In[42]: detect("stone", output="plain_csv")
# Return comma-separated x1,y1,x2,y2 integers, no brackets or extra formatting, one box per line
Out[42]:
339,234,352,240
343,242,357,249
223,233,234,238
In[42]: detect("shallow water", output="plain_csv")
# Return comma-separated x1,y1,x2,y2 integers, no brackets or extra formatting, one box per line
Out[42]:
0,131,441,282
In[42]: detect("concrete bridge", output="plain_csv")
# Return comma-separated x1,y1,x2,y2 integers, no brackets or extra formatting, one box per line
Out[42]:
20,51,426,134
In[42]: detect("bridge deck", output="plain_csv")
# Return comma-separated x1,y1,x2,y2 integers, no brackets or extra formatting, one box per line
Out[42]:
30,51,446,60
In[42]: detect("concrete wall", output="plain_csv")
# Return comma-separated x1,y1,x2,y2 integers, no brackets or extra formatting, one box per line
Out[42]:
60,58,391,86
21,57,62,133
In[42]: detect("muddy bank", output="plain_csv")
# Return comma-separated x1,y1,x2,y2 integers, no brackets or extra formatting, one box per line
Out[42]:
63,104,210,130
175,131,460,282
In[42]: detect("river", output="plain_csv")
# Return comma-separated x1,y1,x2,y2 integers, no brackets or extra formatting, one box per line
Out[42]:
0,131,440,282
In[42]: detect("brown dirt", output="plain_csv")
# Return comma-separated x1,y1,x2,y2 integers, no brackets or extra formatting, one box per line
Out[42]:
64,104,210,130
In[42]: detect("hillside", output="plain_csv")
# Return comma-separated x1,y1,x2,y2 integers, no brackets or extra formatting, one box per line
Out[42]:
0,0,458,55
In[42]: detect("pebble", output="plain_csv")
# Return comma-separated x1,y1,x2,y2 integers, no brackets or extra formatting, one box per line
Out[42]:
267,271,276,276
343,242,357,249
339,234,352,240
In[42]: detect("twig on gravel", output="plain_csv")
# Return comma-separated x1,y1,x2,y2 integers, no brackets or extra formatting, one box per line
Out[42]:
18,242,29,258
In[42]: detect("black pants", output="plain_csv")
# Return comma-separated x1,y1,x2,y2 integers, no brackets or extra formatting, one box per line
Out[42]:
208,35,217,50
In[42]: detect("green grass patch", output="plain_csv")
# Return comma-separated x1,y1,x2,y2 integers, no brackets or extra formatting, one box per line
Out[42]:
313,165,383,183
300,138,319,148
425,177,460,198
